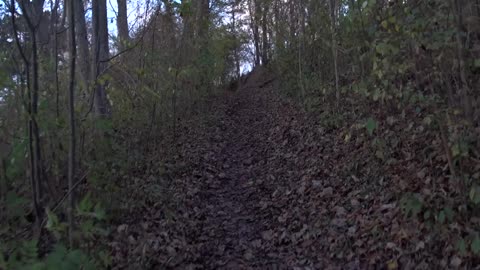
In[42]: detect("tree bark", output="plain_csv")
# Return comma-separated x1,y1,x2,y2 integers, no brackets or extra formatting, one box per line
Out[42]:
74,0,90,90
451,0,472,121
273,0,282,57
67,0,77,248
116,0,130,51
15,0,46,236
261,0,269,64
196,0,210,41
328,0,340,105
232,0,241,80
289,0,296,49
92,0,110,117
249,0,261,66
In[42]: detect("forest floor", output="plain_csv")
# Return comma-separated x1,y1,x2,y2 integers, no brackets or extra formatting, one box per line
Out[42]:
108,68,479,269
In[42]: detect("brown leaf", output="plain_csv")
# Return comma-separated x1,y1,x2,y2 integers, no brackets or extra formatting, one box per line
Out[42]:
262,230,274,241
450,256,462,268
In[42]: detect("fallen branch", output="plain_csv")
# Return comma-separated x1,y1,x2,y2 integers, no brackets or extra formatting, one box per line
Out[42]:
40,171,89,227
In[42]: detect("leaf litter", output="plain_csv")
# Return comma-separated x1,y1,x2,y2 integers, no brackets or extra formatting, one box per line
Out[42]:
107,72,480,269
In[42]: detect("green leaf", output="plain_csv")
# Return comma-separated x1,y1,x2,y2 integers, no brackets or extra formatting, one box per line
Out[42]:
20,240,39,264
0,246,6,270
362,1,368,9
451,143,460,158
98,250,112,268
5,191,27,218
94,203,106,220
474,59,480,68
444,207,454,222
376,43,389,55
95,118,113,133
471,235,480,255
78,193,94,213
45,208,59,230
45,208,66,239
365,117,377,136
438,210,446,224
400,193,423,217
456,238,467,256
381,20,388,29
45,244,68,268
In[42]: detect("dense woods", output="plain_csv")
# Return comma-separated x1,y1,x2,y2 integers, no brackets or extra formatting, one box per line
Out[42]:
0,0,479,268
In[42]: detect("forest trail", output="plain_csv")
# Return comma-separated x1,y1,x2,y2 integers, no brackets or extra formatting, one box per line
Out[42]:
187,78,286,268
109,68,464,269
111,69,341,269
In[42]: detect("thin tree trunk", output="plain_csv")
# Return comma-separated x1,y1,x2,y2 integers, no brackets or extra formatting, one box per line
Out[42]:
196,0,210,41
273,0,283,60
74,0,90,91
298,0,306,104
328,0,340,106
67,0,77,248
50,0,61,117
15,0,45,236
289,0,296,48
451,0,472,121
249,0,261,66
232,0,241,81
261,0,269,65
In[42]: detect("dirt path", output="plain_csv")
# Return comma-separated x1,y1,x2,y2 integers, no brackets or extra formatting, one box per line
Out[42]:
110,74,417,269
189,85,285,268
111,77,303,268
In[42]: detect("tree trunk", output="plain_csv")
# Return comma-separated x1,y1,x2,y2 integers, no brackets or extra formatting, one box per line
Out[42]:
328,0,340,105
15,0,46,236
249,0,261,66
261,0,269,65
232,0,241,81
116,0,130,51
67,0,77,248
196,0,210,41
289,0,296,49
74,0,90,90
451,0,473,121
92,0,110,117
273,0,282,58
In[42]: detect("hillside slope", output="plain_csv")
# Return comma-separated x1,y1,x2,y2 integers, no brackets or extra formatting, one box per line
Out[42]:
109,69,480,269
